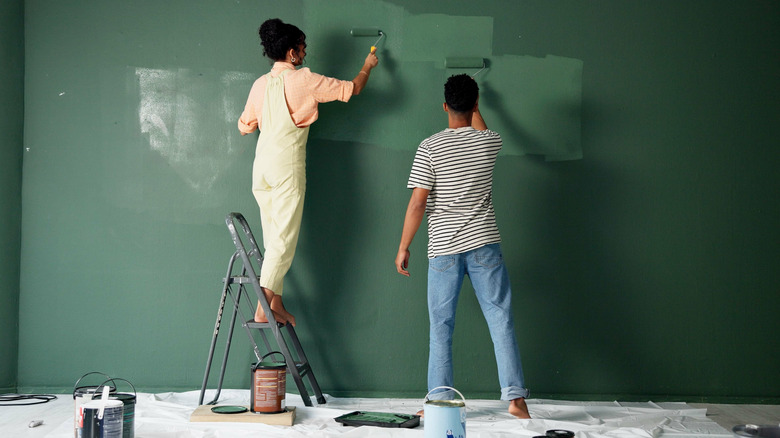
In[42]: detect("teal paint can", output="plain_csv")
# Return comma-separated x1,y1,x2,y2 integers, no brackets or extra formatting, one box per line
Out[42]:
423,386,467,438
101,378,137,438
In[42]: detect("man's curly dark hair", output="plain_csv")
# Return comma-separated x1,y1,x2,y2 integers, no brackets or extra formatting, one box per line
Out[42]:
444,74,479,113
258,18,306,61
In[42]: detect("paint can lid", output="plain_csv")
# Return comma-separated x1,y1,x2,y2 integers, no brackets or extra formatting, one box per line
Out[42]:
211,405,248,414
546,430,575,438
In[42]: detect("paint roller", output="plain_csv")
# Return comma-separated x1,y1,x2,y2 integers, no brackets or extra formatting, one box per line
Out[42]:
350,28,384,53
445,57,486,77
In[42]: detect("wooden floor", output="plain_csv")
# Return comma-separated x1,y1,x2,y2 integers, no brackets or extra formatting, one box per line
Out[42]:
691,403,780,431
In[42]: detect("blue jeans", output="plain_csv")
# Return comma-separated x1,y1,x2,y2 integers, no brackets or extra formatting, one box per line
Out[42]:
427,243,529,401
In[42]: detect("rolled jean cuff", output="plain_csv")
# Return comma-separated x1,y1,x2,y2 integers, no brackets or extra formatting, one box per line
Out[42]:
501,386,530,401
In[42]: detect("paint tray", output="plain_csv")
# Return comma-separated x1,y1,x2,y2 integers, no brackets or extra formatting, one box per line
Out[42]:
334,411,420,428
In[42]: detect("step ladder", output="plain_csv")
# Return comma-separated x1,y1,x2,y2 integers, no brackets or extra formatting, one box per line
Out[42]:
198,212,326,407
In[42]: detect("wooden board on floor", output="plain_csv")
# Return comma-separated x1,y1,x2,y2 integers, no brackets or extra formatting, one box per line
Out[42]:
190,405,295,426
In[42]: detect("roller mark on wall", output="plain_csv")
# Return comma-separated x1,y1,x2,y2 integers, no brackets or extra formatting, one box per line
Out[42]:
220,71,254,155
135,67,254,192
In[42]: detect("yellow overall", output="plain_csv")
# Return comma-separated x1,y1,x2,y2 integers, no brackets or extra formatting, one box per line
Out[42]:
252,70,309,296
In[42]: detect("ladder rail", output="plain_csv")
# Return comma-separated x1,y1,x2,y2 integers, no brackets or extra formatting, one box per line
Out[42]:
205,286,241,405
198,251,240,405
225,214,277,330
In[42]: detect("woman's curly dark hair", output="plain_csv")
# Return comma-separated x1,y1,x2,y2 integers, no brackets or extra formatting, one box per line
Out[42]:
259,18,306,61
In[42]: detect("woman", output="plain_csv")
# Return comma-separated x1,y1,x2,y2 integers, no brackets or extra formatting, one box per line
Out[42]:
238,18,378,326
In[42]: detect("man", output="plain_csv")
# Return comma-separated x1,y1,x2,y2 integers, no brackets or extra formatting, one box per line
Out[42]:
395,74,531,418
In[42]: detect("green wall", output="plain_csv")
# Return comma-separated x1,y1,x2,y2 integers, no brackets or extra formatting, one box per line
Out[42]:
0,0,24,393
16,0,780,402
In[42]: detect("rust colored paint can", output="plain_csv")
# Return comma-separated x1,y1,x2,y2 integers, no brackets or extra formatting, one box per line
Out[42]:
250,352,286,414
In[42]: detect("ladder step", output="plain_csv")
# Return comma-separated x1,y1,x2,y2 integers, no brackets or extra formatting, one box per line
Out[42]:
225,276,261,284
295,362,312,375
244,320,285,329
241,320,313,376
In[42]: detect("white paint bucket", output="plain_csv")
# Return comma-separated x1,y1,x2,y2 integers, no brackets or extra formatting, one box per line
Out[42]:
78,387,124,438
424,386,466,438
73,372,115,438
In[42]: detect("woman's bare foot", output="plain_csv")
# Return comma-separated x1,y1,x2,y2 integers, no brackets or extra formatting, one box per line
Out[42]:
254,287,289,325
270,294,296,326
508,397,531,419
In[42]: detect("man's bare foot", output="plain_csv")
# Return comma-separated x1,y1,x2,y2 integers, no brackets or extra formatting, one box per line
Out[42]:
270,294,296,326
508,397,531,419
416,409,424,417
254,287,288,325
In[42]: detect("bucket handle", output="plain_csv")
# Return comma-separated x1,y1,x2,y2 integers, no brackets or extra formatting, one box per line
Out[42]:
95,377,137,398
424,386,466,404
260,351,286,364
73,371,113,395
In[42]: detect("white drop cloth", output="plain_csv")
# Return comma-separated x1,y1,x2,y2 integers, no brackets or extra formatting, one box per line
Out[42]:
0,390,733,437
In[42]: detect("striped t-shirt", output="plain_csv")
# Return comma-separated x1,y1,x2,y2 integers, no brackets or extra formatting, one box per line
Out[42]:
407,126,502,258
